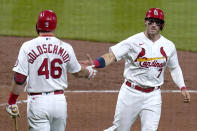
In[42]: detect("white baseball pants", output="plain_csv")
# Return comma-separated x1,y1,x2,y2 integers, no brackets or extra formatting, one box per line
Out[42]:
104,82,162,131
27,93,67,131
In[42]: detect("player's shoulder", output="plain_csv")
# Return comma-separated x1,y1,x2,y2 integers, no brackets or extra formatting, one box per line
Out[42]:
125,32,144,41
160,35,175,48
116,32,143,47
20,37,38,49
128,32,143,39
132,32,144,38
56,38,72,47
55,38,74,52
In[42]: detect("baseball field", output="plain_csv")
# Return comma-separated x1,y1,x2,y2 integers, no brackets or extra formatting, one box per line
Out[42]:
0,1,197,131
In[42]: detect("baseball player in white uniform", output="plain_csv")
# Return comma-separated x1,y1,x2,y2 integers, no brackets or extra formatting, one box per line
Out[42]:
6,10,96,131
81,8,190,131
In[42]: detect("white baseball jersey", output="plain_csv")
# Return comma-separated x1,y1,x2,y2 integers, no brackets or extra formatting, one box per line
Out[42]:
110,32,185,88
13,35,81,93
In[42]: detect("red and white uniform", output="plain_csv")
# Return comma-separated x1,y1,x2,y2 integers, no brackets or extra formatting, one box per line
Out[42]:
105,32,186,131
13,35,81,131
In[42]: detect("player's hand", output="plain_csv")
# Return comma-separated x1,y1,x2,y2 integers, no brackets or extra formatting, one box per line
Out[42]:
86,65,97,79
6,104,20,118
79,54,93,67
181,89,190,103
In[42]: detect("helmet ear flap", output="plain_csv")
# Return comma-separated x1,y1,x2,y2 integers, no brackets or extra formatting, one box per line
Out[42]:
36,24,39,34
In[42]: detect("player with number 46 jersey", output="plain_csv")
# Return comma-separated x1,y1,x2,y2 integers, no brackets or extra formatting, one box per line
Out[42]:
15,31,81,93
6,10,96,131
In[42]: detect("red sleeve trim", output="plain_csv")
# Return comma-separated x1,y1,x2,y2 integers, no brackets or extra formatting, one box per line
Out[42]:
8,92,19,105
14,72,27,85
93,59,100,68
93,57,106,68
181,86,187,91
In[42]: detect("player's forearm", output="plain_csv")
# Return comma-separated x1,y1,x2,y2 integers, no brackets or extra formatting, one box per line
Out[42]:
11,81,25,95
102,52,116,66
8,79,25,105
72,67,89,78
94,52,116,68
170,65,186,90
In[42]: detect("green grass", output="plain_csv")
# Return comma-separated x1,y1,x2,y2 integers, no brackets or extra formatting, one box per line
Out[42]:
0,0,197,52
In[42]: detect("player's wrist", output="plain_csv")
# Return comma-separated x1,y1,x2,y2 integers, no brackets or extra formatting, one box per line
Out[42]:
86,65,97,79
93,57,106,68
8,92,19,105
181,86,187,91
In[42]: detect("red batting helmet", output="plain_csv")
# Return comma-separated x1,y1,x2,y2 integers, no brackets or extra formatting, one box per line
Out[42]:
36,10,57,33
145,8,164,22
145,8,165,30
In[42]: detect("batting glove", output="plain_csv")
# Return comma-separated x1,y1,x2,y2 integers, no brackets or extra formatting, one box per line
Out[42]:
86,65,97,79
6,104,20,118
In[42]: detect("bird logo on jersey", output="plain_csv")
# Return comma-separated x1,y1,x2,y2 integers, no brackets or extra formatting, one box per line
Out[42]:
135,48,145,62
160,47,168,62
135,47,168,68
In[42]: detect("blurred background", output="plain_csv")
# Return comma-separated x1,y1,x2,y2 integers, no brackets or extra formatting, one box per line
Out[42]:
0,0,196,51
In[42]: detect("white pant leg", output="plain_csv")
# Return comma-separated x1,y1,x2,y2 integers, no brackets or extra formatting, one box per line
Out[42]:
140,90,162,131
104,84,144,131
50,94,67,131
27,94,67,131
27,95,51,131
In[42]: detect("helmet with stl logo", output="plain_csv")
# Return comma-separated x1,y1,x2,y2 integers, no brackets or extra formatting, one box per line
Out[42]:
145,8,164,21
145,8,165,30
36,10,57,33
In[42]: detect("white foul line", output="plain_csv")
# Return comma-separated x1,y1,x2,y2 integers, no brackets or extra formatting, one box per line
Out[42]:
0,100,28,107
0,90,196,107
63,90,197,93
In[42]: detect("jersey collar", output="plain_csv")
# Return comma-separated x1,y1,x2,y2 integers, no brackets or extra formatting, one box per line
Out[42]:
40,35,54,37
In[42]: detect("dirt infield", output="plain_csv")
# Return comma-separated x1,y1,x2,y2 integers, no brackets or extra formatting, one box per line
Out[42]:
0,36,197,131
